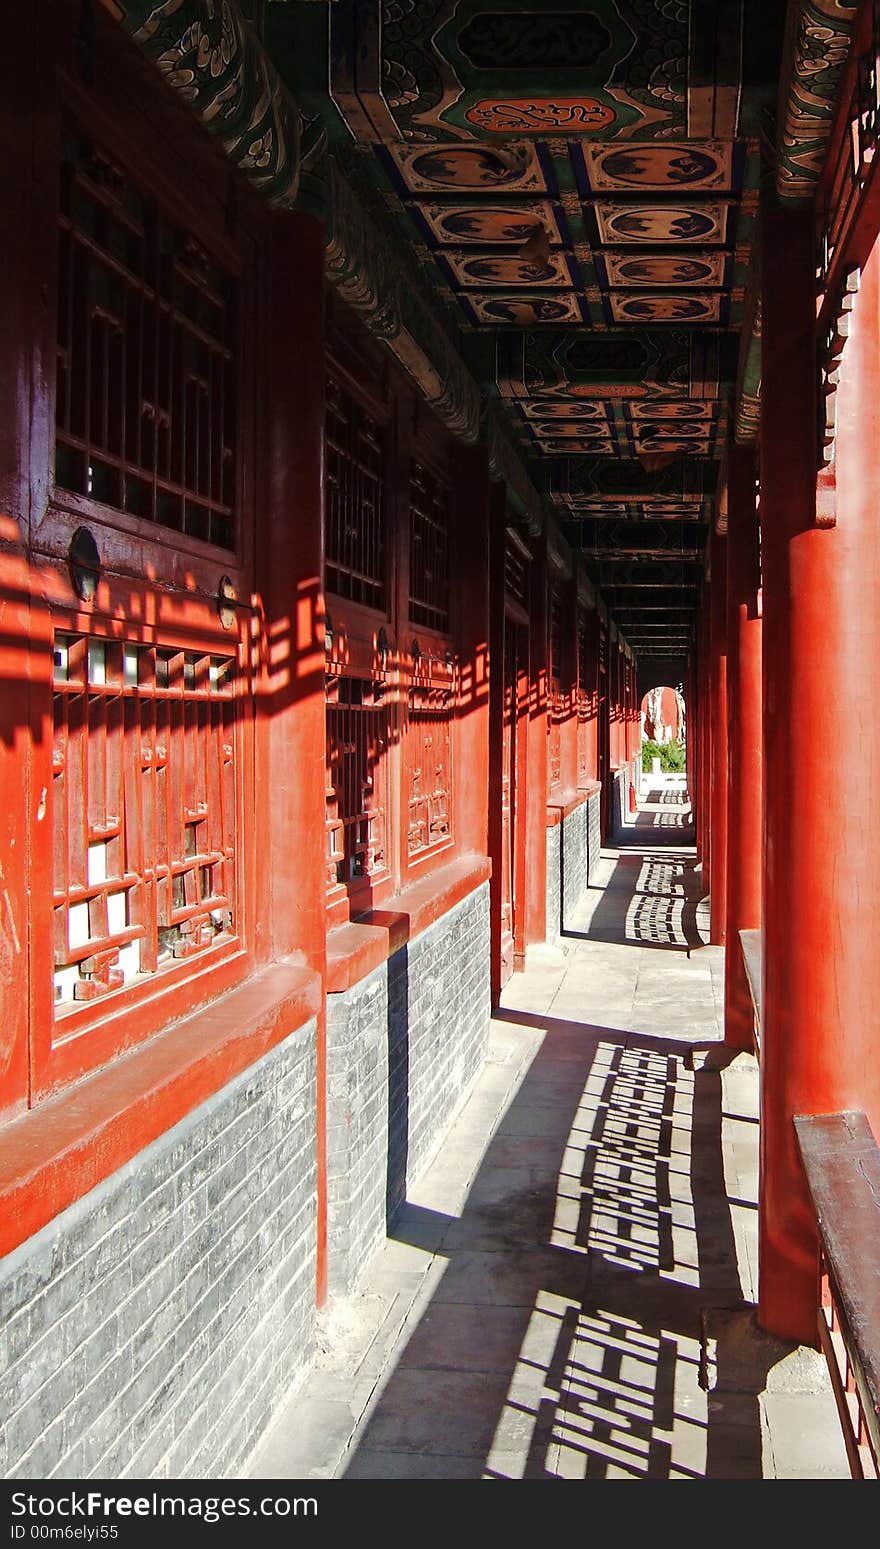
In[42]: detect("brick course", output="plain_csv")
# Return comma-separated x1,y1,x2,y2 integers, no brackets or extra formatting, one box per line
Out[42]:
0,1020,317,1480
545,789,602,945
325,882,491,1294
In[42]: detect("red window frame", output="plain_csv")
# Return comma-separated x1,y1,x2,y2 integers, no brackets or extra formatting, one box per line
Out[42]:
322,320,462,917
322,342,397,925
29,85,260,1095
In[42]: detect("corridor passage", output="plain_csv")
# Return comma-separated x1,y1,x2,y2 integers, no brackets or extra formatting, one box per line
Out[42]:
249,788,845,1482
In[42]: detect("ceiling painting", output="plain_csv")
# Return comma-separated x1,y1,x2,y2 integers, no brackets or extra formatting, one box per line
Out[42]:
330,0,699,146
520,400,607,420
382,142,545,195
442,251,575,288
608,293,724,323
417,202,565,246
580,141,736,192
466,294,585,326
600,252,727,287
300,0,766,648
592,203,731,245
629,401,716,421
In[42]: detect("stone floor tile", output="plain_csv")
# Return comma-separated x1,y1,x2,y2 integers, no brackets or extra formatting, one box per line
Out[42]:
247,793,846,1484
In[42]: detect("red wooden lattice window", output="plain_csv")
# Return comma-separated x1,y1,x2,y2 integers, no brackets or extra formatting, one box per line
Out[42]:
52,633,237,1016
405,651,454,861
409,463,450,633
325,674,390,898
325,374,387,609
55,128,237,549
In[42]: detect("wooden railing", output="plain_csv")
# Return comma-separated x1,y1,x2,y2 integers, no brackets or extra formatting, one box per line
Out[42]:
794,1111,880,1479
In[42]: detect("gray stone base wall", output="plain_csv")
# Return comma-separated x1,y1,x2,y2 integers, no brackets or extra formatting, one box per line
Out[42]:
1,1021,317,1480
545,821,562,945
326,881,491,1295
612,759,640,839
587,788,602,884
546,791,602,944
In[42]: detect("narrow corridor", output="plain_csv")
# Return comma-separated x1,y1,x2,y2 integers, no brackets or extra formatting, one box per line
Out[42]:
249,788,846,1481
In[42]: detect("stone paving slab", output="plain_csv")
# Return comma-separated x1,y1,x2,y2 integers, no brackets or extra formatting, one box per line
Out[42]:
247,792,849,1482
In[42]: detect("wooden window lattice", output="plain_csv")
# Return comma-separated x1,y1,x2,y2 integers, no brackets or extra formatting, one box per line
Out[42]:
325,375,386,609
55,128,237,549
52,633,237,1015
410,463,450,633
406,658,454,860
325,674,390,893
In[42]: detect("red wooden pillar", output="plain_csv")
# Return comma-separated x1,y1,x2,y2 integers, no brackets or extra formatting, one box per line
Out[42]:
684,655,695,808
709,540,728,943
259,212,330,1302
696,583,710,873
609,630,620,769
759,207,880,1339
583,602,600,784
724,444,762,1049
560,571,579,795
452,446,491,858
524,530,548,945
702,580,712,874
0,0,39,1119
622,638,629,765
487,483,507,1003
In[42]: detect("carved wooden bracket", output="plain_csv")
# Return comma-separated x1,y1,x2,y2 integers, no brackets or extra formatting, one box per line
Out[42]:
817,266,861,528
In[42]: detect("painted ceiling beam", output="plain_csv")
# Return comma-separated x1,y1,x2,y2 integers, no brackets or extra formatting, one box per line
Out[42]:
776,0,860,203
737,2,859,439
108,0,301,206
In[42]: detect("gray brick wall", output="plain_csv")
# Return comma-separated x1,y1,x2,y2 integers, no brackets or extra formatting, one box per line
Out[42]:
326,881,491,1295
587,788,602,884
0,1020,317,1480
545,822,562,945
612,759,640,840
546,793,601,944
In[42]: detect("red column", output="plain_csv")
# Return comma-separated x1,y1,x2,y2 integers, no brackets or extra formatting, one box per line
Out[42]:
610,633,621,768
607,630,617,771
759,207,880,1340
709,537,728,944
724,444,762,1049
524,531,548,945
259,212,330,1302
560,571,579,795
584,604,600,783
684,656,695,811
452,446,491,857
0,0,40,1119
695,583,710,878
487,484,507,1004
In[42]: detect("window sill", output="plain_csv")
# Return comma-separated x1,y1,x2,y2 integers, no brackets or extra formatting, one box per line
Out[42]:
326,854,492,994
0,958,321,1257
546,787,597,827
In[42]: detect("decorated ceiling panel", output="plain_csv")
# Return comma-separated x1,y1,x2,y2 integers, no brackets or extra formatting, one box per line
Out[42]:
283,0,764,649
